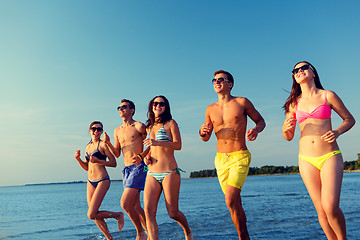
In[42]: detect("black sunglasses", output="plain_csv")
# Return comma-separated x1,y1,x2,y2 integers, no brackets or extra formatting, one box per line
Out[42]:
153,102,165,107
90,127,103,132
292,65,311,75
212,78,231,84
117,105,128,111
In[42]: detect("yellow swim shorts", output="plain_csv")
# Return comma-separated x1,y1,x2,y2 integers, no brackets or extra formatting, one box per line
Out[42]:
215,150,251,194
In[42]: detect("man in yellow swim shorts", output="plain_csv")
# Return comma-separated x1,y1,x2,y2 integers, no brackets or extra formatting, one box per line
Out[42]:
199,70,266,240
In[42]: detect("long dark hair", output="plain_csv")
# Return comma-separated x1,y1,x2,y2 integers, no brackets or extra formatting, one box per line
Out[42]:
282,61,324,113
145,95,172,128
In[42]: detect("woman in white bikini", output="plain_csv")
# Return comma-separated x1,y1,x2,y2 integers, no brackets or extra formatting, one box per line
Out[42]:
282,61,355,239
139,96,193,240
74,121,124,240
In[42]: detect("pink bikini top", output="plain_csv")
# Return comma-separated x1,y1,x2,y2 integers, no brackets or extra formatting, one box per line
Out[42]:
295,90,331,124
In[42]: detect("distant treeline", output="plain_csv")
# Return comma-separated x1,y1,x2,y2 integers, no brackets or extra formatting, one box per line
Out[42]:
190,153,360,178
189,166,299,178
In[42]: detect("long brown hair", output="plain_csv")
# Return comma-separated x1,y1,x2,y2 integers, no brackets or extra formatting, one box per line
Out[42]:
282,61,324,113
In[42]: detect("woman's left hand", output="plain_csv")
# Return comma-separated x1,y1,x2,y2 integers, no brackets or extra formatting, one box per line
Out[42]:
321,130,339,143
143,138,158,147
89,156,99,163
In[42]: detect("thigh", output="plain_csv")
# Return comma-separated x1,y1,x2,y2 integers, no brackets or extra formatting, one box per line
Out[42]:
87,182,96,207
121,188,140,205
320,154,344,206
162,171,181,211
299,159,323,209
144,174,162,213
89,180,110,212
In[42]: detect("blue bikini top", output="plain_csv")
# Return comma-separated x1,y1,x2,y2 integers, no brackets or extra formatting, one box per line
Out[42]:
85,141,107,161
148,123,171,142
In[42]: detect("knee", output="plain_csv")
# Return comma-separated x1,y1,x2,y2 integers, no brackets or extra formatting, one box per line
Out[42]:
144,206,156,219
225,196,240,210
87,210,97,220
121,200,132,212
167,209,180,220
322,202,340,218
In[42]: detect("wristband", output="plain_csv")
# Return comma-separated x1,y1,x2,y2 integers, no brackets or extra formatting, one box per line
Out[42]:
199,129,206,138
137,154,144,161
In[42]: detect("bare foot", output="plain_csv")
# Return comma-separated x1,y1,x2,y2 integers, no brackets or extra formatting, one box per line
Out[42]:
136,231,147,240
116,212,124,232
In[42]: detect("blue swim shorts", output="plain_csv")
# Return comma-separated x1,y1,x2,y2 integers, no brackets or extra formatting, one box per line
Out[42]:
122,161,147,190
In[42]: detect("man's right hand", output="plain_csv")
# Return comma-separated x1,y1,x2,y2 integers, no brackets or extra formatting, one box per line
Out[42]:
103,132,110,144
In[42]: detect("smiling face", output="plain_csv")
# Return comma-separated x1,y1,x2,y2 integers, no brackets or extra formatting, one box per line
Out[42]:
117,100,135,119
89,123,103,140
213,73,233,93
293,62,316,84
152,97,166,117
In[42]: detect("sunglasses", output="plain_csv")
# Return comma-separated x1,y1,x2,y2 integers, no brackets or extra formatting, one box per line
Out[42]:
117,105,128,111
153,101,165,107
292,64,312,75
90,127,103,132
212,78,231,84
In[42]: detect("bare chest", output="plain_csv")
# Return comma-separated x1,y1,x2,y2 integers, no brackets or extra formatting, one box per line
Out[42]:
119,126,141,144
210,105,246,128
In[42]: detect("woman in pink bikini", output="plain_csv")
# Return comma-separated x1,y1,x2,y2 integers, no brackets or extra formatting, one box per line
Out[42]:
282,61,355,239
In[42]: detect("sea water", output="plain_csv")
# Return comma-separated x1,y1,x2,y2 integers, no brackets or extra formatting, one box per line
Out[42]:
0,173,359,240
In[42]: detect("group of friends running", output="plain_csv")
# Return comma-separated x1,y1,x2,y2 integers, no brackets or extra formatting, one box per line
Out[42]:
74,61,355,240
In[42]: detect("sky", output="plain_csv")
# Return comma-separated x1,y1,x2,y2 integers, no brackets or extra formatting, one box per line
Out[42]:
1,0,359,187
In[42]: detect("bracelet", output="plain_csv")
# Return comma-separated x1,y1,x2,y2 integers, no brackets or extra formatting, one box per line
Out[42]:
199,129,206,138
137,154,144,161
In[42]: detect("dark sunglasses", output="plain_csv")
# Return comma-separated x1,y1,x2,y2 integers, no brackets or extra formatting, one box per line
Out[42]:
292,64,312,75
212,78,231,84
90,127,103,132
117,105,128,111
153,101,165,107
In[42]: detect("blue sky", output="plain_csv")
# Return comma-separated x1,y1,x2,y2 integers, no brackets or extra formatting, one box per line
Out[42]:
1,0,359,187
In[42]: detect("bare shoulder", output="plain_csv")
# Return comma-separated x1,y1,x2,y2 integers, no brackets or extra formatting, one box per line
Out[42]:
99,140,108,151
234,96,249,104
207,102,218,110
134,121,146,133
167,119,178,127
325,90,339,99
114,126,122,134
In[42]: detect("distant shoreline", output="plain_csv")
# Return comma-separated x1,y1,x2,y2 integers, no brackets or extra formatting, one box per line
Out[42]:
188,169,360,179
3,170,359,187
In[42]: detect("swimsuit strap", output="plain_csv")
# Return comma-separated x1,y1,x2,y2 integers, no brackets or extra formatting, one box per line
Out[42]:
324,90,327,105
147,124,154,137
174,168,185,175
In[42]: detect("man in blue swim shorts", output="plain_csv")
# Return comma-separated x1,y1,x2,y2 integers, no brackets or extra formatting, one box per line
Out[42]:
104,99,148,240
200,70,266,240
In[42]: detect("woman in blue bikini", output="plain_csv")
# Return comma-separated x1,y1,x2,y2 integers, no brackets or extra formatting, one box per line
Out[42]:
141,96,193,240
282,61,355,239
74,121,124,240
